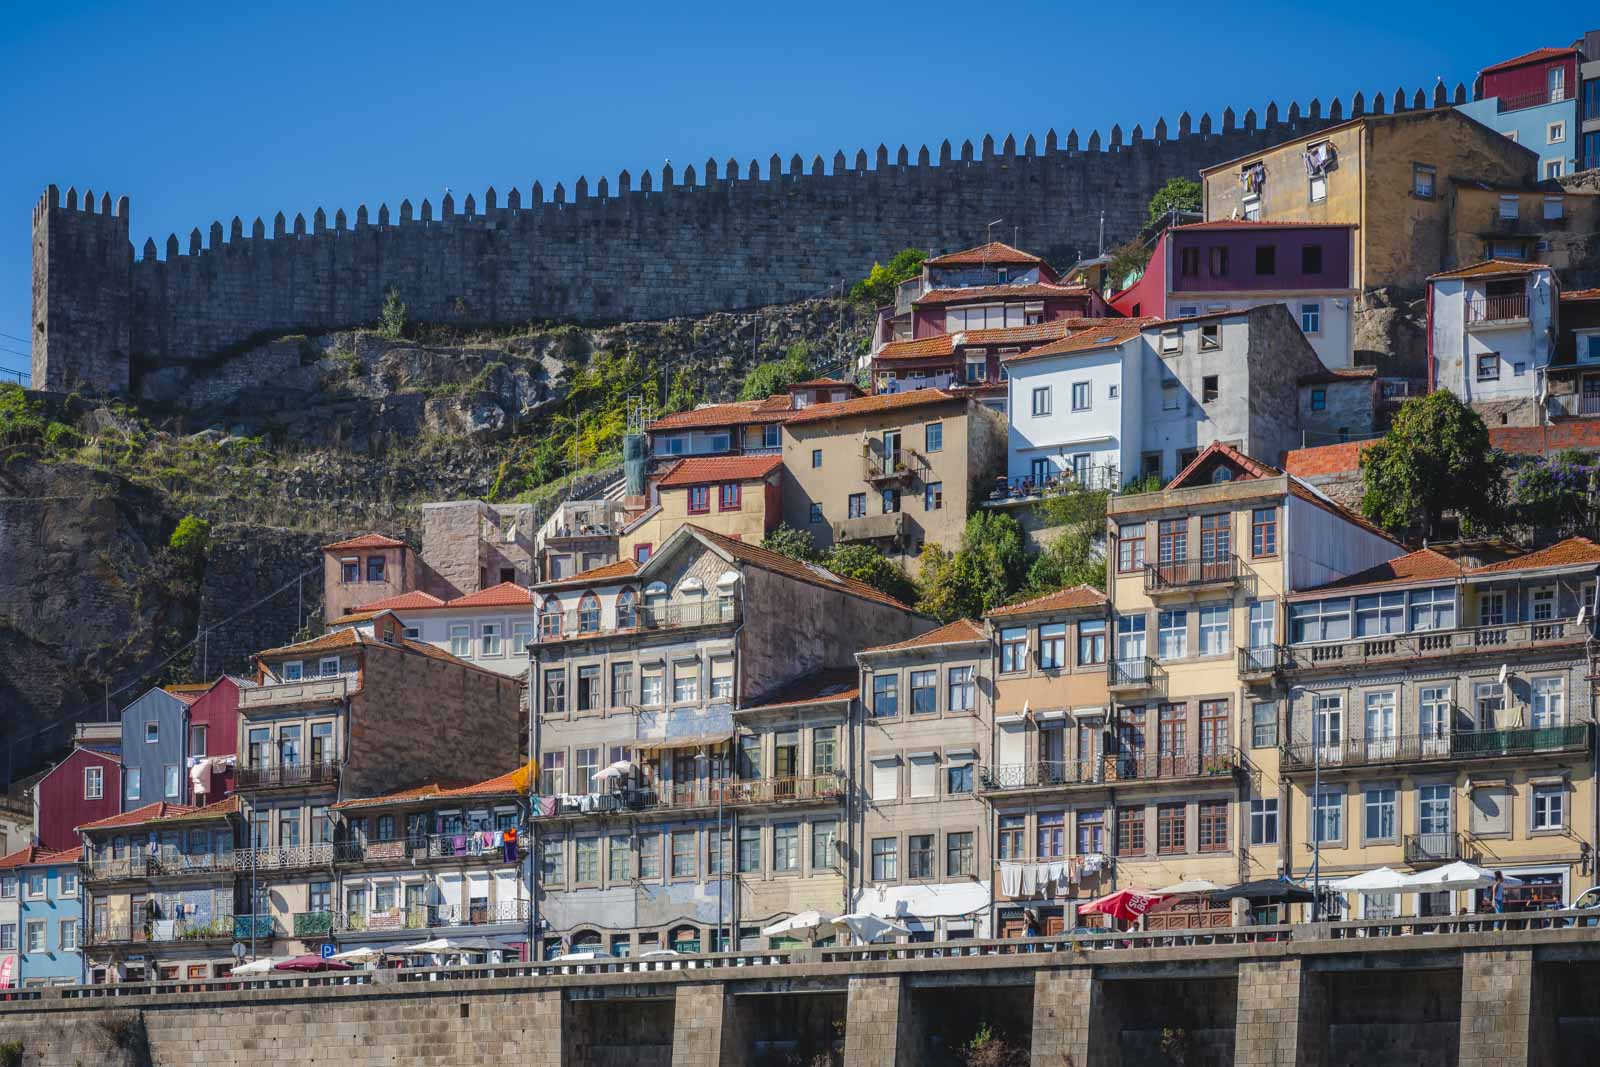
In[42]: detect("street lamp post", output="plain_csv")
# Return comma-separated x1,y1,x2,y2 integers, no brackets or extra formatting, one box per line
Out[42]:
1290,685,1323,921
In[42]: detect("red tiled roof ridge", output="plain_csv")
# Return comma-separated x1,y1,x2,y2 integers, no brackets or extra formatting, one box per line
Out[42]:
685,525,921,612
925,241,1046,267
1427,258,1551,281
987,584,1108,617
534,558,640,591
1480,46,1577,76
1296,547,1462,594
860,618,985,653
325,533,407,551
1003,324,1144,362
448,582,535,609
1471,536,1600,575
77,801,197,832
352,589,448,613
783,387,963,426
656,454,784,488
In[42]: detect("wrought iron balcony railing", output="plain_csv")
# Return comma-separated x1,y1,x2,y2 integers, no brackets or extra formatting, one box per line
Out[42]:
1144,555,1240,594
1281,724,1588,771
1106,656,1160,690
978,750,1239,793
1404,832,1465,866
233,843,335,872
1238,645,1291,677
236,759,340,790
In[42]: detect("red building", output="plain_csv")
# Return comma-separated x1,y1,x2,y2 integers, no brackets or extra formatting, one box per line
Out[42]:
179,676,244,801
30,747,120,851
1476,46,1579,115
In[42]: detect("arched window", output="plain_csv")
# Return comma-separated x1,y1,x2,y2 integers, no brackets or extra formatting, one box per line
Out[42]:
644,582,670,625
539,596,563,638
1210,466,1235,484
678,577,706,597
668,924,702,954
616,587,639,629
570,930,602,951
578,592,601,633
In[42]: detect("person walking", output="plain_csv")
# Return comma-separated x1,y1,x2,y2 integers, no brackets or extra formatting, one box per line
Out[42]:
1492,870,1506,929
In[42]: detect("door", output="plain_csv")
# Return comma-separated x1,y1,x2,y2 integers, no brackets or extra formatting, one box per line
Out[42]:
1115,708,1146,779
1157,704,1186,776
1117,616,1147,668
1039,726,1066,784
1363,692,1397,761
1419,688,1451,757
1314,694,1344,765
1248,601,1275,668
882,430,902,469
1199,700,1228,771
996,722,1027,787
1030,458,1052,488
1076,719,1103,782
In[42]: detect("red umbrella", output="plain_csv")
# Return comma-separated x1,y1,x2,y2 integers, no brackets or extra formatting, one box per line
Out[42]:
1078,888,1166,923
272,954,353,972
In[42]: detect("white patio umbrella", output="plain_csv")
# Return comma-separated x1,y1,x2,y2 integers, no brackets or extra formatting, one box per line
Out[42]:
759,911,839,942
1153,878,1223,896
836,913,911,944
328,947,384,965
1327,867,1412,892
592,760,634,783
399,937,500,954
1401,862,1523,892
230,957,284,976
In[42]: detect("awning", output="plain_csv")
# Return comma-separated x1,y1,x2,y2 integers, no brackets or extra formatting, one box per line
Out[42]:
852,881,990,919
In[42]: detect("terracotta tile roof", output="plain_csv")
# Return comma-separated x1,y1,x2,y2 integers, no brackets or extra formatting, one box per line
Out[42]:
878,321,1090,363
333,763,533,810
1168,441,1281,488
925,241,1046,267
791,377,858,389
324,533,406,551
1298,548,1463,593
1283,439,1380,478
1002,324,1144,363
353,590,447,612
987,585,1109,618
38,846,82,864
913,282,1091,307
1563,289,1600,302
255,628,362,660
742,669,860,711
1480,46,1576,75
648,398,795,431
162,684,209,706
782,387,964,426
1472,537,1600,574
686,525,920,612
448,582,535,609
656,455,784,488
534,559,640,592
860,618,985,653
0,847,45,869
1427,259,1550,281
1174,219,1358,231
327,609,392,626
0,845,82,868
78,801,196,832
1298,367,1378,386
875,335,956,361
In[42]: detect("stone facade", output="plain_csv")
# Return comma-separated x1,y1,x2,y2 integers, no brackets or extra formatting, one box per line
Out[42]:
1234,958,1306,1067
1459,947,1534,1067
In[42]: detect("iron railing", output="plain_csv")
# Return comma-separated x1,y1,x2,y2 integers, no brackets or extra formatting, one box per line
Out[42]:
233,843,335,872
862,448,925,482
334,837,427,864
1106,656,1159,689
1465,292,1529,324
1496,85,1572,112
1238,645,1291,676
978,749,1239,793
334,908,429,934
84,850,236,882
236,759,340,790
424,832,521,862
537,599,738,641
1144,555,1240,593
428,900,530,927
1404,832,1464,865
1281,724,1588,770
1287,618,1584,671
84,917,235,946
292,911,333,938
232,914,277,940
532,775,844,820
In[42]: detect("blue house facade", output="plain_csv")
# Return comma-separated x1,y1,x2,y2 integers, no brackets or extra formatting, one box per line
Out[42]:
1458,46,1580,180
118,687,191,811
16,848,83,987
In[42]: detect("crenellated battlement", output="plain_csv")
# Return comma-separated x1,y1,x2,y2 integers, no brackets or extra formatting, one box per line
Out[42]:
31,82,1468,396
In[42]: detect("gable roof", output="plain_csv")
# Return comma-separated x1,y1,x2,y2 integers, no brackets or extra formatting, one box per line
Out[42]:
912,282,1090,308
741,669,860,711
1167,441,1281,488
1480,46,1577,76
925,241,1047,268
987,585,1109,618
78,801,196,832
325,533,407,551
333,763,534,810
648,396,795,432
1428,258,1551,282
448,582,535,609
860,618,985,653
1002,323,1145,363
656,455,784,488
534,559,640,592
676,525,921,612
1472,536,1600,575
782,387,963,426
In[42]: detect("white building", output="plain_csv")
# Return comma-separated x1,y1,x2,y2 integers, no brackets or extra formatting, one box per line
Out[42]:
1427,260,1559,425
329,586,535,679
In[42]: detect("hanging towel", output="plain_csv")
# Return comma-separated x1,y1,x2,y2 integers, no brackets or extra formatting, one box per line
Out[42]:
1018,864,1038,896
538,796,558,818
999,863,1022,897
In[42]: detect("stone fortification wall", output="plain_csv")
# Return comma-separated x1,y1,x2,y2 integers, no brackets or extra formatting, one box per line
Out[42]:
32,83,1475,396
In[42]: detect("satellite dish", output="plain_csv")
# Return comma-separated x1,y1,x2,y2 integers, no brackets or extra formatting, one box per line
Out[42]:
1497,664,1508,686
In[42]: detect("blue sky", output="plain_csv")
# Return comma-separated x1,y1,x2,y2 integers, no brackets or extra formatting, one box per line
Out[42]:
0,3,1587,380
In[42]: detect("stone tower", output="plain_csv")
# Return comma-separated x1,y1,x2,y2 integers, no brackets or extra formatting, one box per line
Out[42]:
31,184,132,393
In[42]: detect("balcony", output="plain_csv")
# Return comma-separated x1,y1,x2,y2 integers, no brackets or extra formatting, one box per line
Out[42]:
1465,293,1529,327
1106,656,1161,693
1281,724,1589,772
233,843,335,873
537,598,738,643
1238,644,1291,680
531,775,845,821
334,838,426,865
235,759,340,791
979,750,1240,794
428,900,530,928
834,511,907,545
1496,86,1572,113
84,916,236,947
863,448,925,485
292,911,333,938
1144,555,1241,596
1404,832,1466,867
423,832,521,863
233,914,277,940
1288,619,1585,673
724,773,846,807
237,673,355,711
334,907,429,934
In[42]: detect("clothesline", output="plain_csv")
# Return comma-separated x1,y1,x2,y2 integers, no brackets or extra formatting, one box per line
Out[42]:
997,853,1110,898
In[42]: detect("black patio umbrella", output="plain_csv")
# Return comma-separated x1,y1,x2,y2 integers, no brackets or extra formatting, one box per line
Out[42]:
1207,879,1319,904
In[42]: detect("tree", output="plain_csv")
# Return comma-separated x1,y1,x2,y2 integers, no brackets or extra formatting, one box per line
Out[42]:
1023,482,1109,595
1106,238,1153,292
1146,176,1202,228
1509,451,1596,535
849,249,927,307
822,543,919,605
378,287,407,340
168,514,211,567
761,524,821,563
1360,391,1507,537
916,511,1029,622
959,1024,1028,1067
739,342,813,401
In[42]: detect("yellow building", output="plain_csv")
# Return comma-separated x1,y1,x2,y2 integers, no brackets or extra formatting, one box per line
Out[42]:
1447,179,1600,273
619,455,784,564
1104,443,1403,924
1280,538,1600,918
1201,107,1536,290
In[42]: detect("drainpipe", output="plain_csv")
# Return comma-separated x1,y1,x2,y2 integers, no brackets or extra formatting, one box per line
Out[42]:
530,648,542,960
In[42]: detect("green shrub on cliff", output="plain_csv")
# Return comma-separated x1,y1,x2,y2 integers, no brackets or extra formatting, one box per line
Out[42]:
168,514,211,565
0,382,44,443
378,288,408,340
738,342,812,400
849,248,926,307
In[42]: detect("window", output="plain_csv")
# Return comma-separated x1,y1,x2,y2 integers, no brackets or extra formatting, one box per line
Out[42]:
1158,327,1182,355
1118,524,1146,573
23,871,44,899
1001,627,1028,672
1309,174,1327,203
1408,587,1455,631
1037,811,1065,858
1070,381,1091,411
1158,609,1187,660
718,483,741,511
808,503,822,525
1162,380,1180,410
575,836,601,883
1478,590,1506,626
946,667,975,711
1158,518,1186,565
1179,247,1200,276
946,831,975,876
909,754,937,798
708,828,728,877
847,493,866,519
640,668,663,706
870,758,899,801
1251,702,1277,749
1250,798,1278,846
1364,787,1397,841
966,356,988,383
1499,195,1519,220
1352,593,1404,637
1476,354,1499,382
341,558,360,583
1532,786,1565,830
710,659,733,701
1110,806,1144,855
1033,622,1066,670
1078,619,1107,665
813,727,837,774
1254,245,1276,275
1544,196,1565,221
1301,303,1321,334
1198,799,1228,852
543,669,566,714
1076,810,1105,855
1241,196,1260,221
1548,121,1566,145
1117,614,1147,661
281,660,303,681
1530,587,1556,622
607,834,632,882
1312,788,1343,844
0,925,12,951
83,766,103,800
812,821,838,870
671,831,696,878
479,622,501,657
1201,375,1219,403
925,423,943,453
1413,164,1436,198
947,762,972,794
638,833,661,880
1196,604,1229,657
870,837,898,881
809,448,822,471
1308,387,1327,413
124,768,141,803
907,834,934,878
607,662,633,708
1200,325,1220,351
687,486,710,514
143,720,159,745
24,920,45,954
1030,386,1052,417
163,764,180,800
449,624,471,657
1157,803,1186,854
924,481,943,511
672,661,699,703
772,823,799,872
909,670,937,714
998,815,1025,860
872,674,898,717
1419,784,1451,836
1531,677,1565,728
